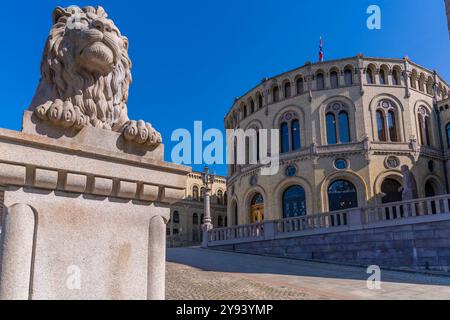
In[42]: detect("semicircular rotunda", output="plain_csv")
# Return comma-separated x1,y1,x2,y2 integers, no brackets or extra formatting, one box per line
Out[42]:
224,55,450,226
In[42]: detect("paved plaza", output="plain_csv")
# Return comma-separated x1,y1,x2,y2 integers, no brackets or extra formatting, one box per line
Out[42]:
166,247,450,300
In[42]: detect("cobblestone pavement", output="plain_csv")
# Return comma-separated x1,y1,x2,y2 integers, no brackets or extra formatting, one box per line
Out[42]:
166,247,450,300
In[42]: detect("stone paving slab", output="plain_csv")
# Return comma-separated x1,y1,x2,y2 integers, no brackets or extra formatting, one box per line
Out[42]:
166,247,450,300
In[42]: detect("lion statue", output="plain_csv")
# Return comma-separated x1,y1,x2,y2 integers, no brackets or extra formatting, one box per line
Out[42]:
28,5,162,147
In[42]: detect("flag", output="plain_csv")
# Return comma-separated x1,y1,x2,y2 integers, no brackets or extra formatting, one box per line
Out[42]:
319,36,324,63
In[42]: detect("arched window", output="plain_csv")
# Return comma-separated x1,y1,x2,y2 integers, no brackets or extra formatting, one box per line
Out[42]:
326,113,337,145
257,93,263,109
192,186,199,201
379,68,387,85
344,68,353,86
272,86,280,102
296,77,304,94
392,69,401,86
381,179,402,204
173,211,180,224
325,102,351,144
250,193,264,223
291,120,301,151
284,82,291,98
283,185,307,218
280,122,289,153
376,110,387,141
250,99,255,114
446,123,450,148
366,67,374,84
218,216,223,227
193,213,199,225
242,104,248,118
375,100,399,142
327,180,358,212
330,70,339,88
316,72,325,90
217,190,224,205
417,107,432,146
338,112,350,143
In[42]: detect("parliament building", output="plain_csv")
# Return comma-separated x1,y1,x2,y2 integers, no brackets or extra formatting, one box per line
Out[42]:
224,55,450,226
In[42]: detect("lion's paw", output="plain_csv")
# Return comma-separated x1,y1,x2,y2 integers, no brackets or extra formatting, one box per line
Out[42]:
34,100,89,130
123,120,162,147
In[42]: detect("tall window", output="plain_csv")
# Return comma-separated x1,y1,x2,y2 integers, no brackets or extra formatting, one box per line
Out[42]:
375,100,399,142
379,68,387,85
326,113,337,145
173,211,180,224
217,190,224,205
330,71,339,88
283,185,307,218
192,186,199,201
316,73,325,90
392,69,401,86
272,86,280,102
325,102,351,145
218,216,223,227
446,123,450,148
279,112,301,153
193,213,199,225
338,112,350,143
284,82,291,98
344,68,353,86
258,93,263,109
296,77,304,94
250,99,255,114
366,68,374,84
291,120,301,151
243,104,247,118
417,106,432,146
280,122,289,153
328,180,358,212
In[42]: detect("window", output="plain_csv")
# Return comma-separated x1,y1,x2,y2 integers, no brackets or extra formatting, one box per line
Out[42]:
326,113,337,145
217,190,224,205
272,86,280,102
192,186,199,201
334,159,349,170
366,68,374,84
426,78,434,95
193,213,199,225
284,82,291,98
328,180,358,212
381,179,402,204
280,122,289,153
446,123,450,148
410,71,417,89
291,120,301,151
279,112,301,154
330,71,339,88
258,94,263,109
417,106,432,146
338,112,350,143
325,102,351,145
316,73,325,90
283,186,307,218
392,69,401,86
250,99,255,114
379,68,387,85
376,100,399,142
201,214,204,224
173,211,180,224
243,104,247,118
344,69,353,86
296,78,304,94
418,75,425,92
218,216,223,227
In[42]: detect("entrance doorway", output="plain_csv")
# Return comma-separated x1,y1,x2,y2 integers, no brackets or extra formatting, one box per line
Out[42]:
249,193,264,224
381,178,403,204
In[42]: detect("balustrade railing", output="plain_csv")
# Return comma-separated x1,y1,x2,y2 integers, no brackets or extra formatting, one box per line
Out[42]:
205,194,450,247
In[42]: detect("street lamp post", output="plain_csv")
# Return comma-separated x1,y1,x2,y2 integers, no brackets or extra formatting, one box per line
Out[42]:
201,166,215,248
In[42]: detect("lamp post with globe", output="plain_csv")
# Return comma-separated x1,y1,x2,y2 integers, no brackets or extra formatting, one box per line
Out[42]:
201,166,216,247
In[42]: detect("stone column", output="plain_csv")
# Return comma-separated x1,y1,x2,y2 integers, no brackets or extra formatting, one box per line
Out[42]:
0,203,36,300
201,187,213,248
147,215,166,300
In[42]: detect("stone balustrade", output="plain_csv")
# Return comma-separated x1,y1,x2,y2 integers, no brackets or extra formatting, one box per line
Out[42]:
206,194,450,247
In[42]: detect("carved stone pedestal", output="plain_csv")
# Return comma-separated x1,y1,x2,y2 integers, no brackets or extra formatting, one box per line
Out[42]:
0,123,189,300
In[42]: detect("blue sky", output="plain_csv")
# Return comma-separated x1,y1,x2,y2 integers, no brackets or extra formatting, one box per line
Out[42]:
0,0,449,176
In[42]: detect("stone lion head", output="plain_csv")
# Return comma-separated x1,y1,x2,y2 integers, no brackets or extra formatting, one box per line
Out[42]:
29,6,162,147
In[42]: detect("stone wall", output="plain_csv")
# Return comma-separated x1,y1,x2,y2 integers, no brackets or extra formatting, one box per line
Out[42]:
211,219,450,272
